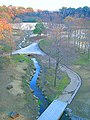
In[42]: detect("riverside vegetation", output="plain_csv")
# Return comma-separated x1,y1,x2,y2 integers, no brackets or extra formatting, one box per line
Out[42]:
37,65,70,102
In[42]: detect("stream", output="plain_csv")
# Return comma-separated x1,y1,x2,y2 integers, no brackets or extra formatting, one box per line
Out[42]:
14,32,49,115
30,58,50,115
16,33,49,115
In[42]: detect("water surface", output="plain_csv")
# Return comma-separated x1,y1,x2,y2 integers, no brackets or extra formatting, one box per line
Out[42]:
30,58,49,115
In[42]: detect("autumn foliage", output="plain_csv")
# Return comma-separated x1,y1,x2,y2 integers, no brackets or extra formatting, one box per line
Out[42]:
0,19,12,41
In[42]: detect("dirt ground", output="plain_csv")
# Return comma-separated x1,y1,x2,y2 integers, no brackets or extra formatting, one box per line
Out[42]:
0,113,30,120
0,29,39,120
0,57,37,120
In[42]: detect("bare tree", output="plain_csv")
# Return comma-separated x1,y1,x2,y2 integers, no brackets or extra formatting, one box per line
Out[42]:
48,23,64,87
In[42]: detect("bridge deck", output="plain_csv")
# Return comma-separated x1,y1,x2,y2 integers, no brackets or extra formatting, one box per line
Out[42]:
38,100,67,120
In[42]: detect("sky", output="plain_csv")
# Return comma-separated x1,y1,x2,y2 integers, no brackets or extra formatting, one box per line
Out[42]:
0,0,90,11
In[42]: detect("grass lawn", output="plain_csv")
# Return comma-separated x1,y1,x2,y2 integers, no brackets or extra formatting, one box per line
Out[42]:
39,39,53,54
69,53,90,119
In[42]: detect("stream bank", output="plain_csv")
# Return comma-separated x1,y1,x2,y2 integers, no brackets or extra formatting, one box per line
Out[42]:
0,55,39,120
14,31,50,115
30,58,50,115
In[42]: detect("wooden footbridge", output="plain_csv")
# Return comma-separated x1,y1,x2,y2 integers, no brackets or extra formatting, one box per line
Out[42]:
38,100,67,120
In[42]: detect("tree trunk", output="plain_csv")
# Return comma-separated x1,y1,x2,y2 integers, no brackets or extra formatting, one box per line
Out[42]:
54,62,58,87
84,41,87,54
49,56,51,69
78,39,81,52
74,29,77,47
88,42,90,59
88,49,90,59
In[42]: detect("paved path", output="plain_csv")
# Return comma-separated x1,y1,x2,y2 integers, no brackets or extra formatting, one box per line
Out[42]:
12,42,45,55
58,65,81,104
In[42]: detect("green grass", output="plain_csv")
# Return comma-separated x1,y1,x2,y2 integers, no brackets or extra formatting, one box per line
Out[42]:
74,54,90,65
12,54,32,63
0,56,10,69
69,52,90,119
38,67,70,102
0,44,12,52
39,39,51,46
38,99,42,105
39,39,61,58
39,39,52,53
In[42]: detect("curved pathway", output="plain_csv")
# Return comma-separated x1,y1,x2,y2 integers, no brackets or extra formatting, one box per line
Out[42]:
58,65,81,104
37,53,81,104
